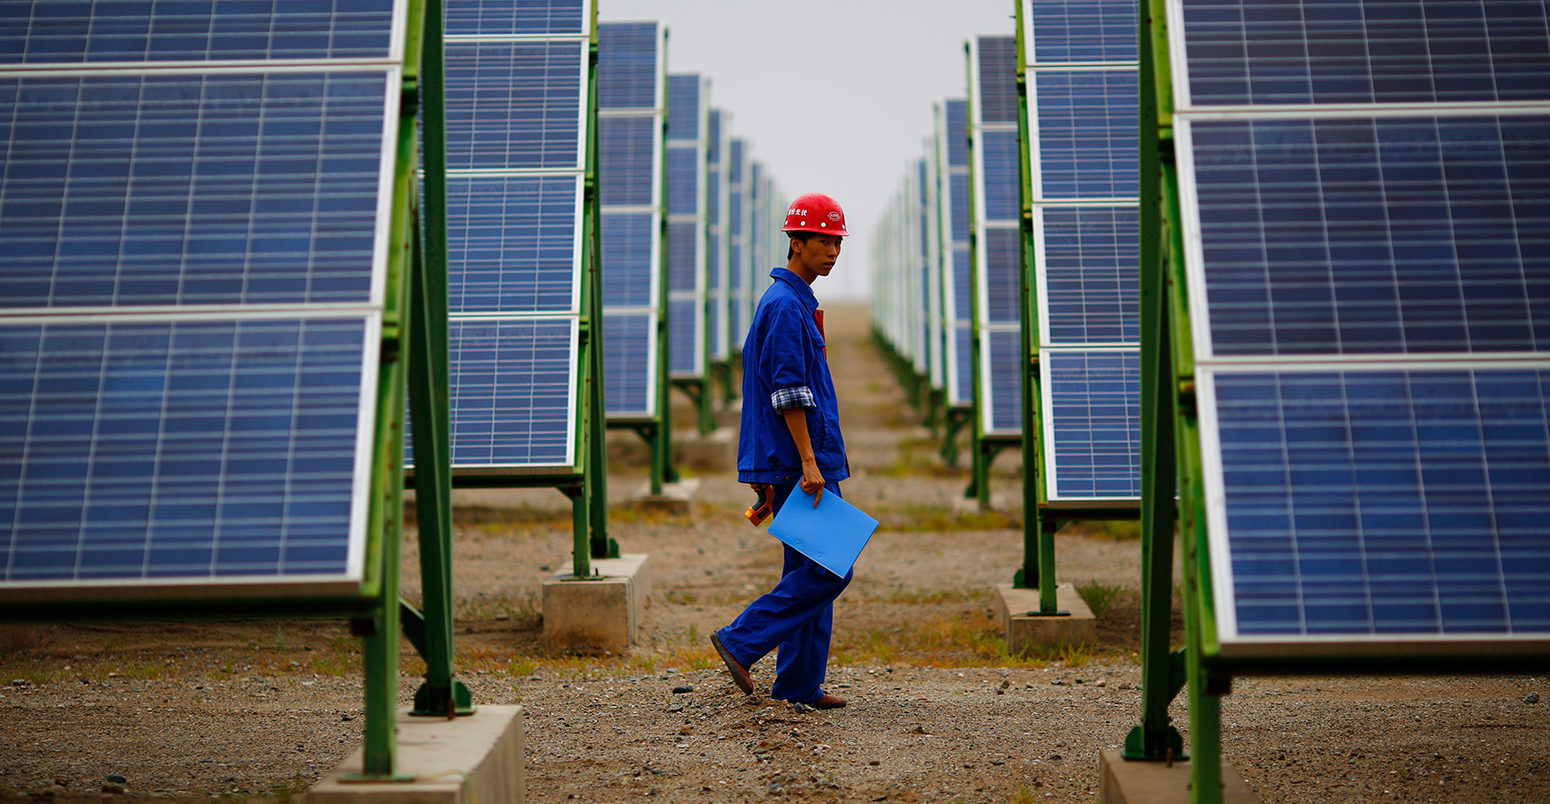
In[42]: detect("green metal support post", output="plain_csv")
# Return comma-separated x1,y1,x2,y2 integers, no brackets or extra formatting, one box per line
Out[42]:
357,1,425,764
1124,0,1186,764
583,3,614,561
962,42,992,510
404,0,473,719
1011,0,1053,609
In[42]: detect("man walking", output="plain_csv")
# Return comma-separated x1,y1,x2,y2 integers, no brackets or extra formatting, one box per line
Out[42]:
711,193,852,710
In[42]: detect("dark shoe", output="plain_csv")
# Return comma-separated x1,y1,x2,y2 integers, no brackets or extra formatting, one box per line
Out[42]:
811,693,847,709
710,631,754,695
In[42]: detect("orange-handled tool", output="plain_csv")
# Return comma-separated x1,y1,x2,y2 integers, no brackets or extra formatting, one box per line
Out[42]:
745,485,773,526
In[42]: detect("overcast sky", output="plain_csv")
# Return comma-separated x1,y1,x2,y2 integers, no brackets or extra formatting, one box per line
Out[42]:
599,0,1019,302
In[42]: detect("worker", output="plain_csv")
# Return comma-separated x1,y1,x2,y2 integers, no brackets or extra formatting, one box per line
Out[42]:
711,192,852,710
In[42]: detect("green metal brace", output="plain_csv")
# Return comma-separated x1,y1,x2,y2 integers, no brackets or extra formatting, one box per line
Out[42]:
582,5,614,562
402,0,473,720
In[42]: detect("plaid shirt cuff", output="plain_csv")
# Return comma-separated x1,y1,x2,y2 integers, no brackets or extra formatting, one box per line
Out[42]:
770,386,816,411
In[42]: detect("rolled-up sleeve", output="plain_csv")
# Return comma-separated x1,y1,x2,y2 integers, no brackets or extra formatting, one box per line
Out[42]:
770,385,815,411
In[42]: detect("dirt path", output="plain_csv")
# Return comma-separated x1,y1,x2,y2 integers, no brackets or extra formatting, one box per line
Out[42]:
2,303,1548,803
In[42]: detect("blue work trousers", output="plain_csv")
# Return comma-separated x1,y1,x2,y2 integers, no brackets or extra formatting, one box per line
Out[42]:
717,482,852,704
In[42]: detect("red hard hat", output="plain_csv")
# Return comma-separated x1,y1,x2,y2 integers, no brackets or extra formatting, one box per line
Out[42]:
781,192,848,236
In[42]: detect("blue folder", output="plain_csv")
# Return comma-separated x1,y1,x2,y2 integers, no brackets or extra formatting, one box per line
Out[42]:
768,489,880,578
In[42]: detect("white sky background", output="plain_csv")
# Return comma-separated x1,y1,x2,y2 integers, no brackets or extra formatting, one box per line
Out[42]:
599,0,1020,303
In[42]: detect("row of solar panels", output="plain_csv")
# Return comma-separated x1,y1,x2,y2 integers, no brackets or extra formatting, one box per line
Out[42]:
873,0,1550,656
0,2,794,600
595,20,785,422
871,4,1141,506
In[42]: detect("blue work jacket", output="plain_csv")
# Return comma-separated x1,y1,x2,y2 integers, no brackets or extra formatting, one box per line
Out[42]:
737,267,849,485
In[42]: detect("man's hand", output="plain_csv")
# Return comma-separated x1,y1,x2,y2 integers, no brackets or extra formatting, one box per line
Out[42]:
781,406,824,507
800,459,824,507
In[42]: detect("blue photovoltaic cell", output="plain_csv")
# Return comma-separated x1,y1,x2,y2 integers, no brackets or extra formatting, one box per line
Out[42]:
599,116,656,207
666,74,701,141
1,317,367,582
1191,115,1550,357
1029,0,1138,63
987,329,1023,433
708,109,722,164
0,71,388,311
980,130,1022,221
1212,367,1550,637
598,22,657,110
976,36,1020,124
600,211,653,308
1046,350,1141,498
709,244,724,358
444,0,585,37
448,318,573,467
445,175,578,315
951,248,972,325
953,322,974,406
1043,207,1140,345
603,313,652,416
669,298,698,376
949,173,971,241
1034,70,1139,199
946,99,969,167
0,0,395,64
667,221,698,292
1180,0,1550,107
666,147,698,216
984,228,1022,324
443,41,583,171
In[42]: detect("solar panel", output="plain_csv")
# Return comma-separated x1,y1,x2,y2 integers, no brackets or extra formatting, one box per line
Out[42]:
599,210,655,309
437,3,592,464
1,71,392,312
1169,0,1550,655
728,138,751,352
665,73,708,380
1024,0,1138,63
985,329,1024,433
937,99,973,407
0,2,399,64
445,175,582,315
603,312,655,415
1036,206,1140,346
1,317,372,585
1021,2,1142,503
1202,363,1550,640
1029,70,1138,200
597,21,660,109
707,108,731,363
1042,349,1141,501
0,2,403,599
598,20,663,419
445,318,576,467
920,154,944,389
1174,0,1550,108
442,41,585,172
1183,114,1550,359
445,0,585,36
971,36,1024,437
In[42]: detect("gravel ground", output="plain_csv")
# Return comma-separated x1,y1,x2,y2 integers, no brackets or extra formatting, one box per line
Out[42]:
2,304,1548,803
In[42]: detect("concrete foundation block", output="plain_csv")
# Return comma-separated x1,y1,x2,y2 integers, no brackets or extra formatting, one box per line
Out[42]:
1098,749,1259,804
995,582,1098,655
630,477,701,515
301,706,524,804
675,427,735,471
541,553,649,652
